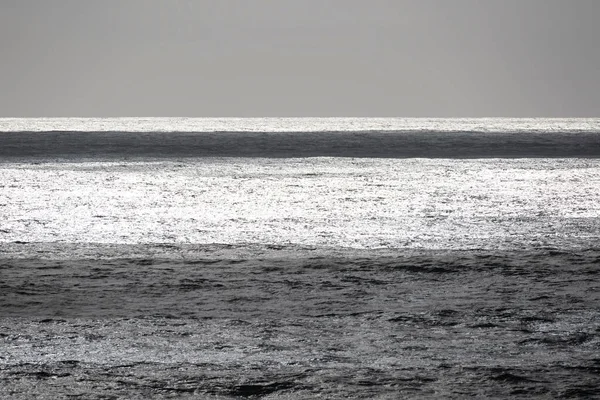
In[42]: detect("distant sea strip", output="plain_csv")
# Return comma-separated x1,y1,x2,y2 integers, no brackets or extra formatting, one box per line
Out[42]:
1,130,600,159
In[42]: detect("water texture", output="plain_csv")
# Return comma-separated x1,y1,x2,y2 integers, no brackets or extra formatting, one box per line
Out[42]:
1,158,598,249
1,118,599,398
1,250,600,398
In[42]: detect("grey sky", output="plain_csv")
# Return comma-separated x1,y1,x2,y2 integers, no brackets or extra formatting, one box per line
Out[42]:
1,0,599,117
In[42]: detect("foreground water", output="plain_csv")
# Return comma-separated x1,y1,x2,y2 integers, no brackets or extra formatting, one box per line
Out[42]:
1,118,599,398
1,248,600,399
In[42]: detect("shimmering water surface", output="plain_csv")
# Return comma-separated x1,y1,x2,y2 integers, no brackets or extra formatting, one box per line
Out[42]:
1,158,599,250
3,117,600,133
1,118,599,398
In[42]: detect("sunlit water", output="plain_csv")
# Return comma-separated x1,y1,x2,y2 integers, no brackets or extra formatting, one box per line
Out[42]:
2,116,600,132
1,158,599,252
1,118,599,398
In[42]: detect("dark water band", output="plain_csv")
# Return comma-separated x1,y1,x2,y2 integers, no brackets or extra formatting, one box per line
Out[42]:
1,130,600,158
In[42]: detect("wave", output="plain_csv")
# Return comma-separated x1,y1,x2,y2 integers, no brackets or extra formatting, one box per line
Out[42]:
1,130,600,159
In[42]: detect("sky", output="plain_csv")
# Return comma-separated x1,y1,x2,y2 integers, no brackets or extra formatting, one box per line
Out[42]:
1,0,599,117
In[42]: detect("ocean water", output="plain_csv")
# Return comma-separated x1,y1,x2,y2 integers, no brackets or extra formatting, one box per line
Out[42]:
1,118,599,398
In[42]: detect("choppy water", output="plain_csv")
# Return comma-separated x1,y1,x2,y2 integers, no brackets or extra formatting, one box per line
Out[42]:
1,118,599,398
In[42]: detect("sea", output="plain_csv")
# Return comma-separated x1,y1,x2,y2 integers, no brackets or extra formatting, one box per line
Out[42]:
1,118,599,398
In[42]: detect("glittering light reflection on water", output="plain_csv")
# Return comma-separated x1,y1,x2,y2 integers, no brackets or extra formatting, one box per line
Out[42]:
1,158,599,251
